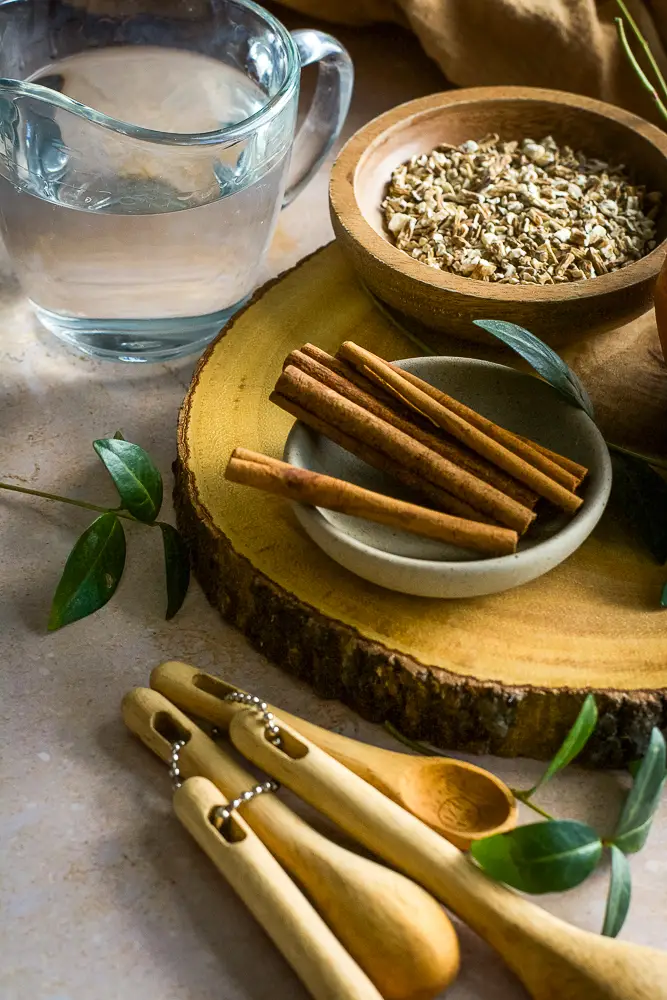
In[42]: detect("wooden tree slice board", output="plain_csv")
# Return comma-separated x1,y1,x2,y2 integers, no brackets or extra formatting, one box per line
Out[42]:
175,242,667,766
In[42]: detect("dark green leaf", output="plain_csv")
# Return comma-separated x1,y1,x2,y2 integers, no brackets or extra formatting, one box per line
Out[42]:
48,513,125,630
610,451,667,564
602,845,632,937
472,319,595,419
613,728,666,853
471,820,603,894
531,695,597,793
113,429,125,440
93,438,162,523
159,522,190,620
661,581,667,608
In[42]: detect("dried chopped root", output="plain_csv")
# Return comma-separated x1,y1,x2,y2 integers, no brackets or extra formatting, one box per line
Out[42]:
382,134,661,284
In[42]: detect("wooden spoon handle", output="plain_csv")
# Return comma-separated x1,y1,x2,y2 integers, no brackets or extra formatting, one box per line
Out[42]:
150,659,396,772
151,659,422,790
174,776,384,1000
122,687,460,1000
150,660,517,844
229,709,667,1000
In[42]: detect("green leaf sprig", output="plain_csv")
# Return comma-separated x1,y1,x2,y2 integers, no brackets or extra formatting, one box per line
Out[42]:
1,432,190,629
386,702,666,937
471,318,667,604
614,0,667,125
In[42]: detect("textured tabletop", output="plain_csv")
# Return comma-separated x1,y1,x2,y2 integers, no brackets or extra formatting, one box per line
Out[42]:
1,11,666,1000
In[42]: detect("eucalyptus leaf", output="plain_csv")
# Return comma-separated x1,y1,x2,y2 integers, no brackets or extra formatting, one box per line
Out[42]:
159,522,190,620
472,319,595,419
610,451,667,564
602,845,632,937
626,755,666,780
613,727,666,853
48,513,126,630
530,695,598,794
470,820,603,894
93,438,163,523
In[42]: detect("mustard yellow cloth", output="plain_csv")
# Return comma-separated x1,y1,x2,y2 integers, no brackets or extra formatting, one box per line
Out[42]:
279,0,667,126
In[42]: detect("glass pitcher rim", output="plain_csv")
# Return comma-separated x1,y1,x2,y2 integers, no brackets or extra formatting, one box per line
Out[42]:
0,0,300,146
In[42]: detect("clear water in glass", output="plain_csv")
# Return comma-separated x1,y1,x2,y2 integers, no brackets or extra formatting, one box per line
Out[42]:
0,48,291,361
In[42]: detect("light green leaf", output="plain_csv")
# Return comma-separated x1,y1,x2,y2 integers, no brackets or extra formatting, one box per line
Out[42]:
48,513,126,630
602,845,632,937
473,319,595,418
159,522,190,620
531,695,598,793
471,820,603,894
613,727,666,853
93,438,162,523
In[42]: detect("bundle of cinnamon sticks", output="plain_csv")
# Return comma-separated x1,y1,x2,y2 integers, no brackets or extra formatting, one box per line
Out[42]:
225,342,588,559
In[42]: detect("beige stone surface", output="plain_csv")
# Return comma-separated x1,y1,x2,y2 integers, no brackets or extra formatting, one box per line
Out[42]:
1,10,666,1000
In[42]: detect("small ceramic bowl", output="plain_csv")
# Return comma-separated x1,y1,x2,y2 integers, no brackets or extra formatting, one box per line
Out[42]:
283,357,612,598
329,86,667,348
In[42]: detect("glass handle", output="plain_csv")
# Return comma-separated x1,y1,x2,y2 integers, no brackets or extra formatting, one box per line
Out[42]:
282,29,353,207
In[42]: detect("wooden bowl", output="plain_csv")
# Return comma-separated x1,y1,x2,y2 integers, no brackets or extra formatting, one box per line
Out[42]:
329,87,667,348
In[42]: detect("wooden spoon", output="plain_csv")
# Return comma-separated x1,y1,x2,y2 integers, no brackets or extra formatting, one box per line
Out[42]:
151,660,517,849
174,775,384,1000
123,687,460,1000
230,708,667,1000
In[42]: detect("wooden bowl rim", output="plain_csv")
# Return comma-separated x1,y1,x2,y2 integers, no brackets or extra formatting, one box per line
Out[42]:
329,86,667,304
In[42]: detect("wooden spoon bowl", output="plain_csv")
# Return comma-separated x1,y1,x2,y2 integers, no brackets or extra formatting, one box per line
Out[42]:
329,86,667,348
405,757,516,842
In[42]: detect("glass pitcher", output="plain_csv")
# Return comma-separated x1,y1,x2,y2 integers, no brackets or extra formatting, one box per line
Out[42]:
0,0,353,362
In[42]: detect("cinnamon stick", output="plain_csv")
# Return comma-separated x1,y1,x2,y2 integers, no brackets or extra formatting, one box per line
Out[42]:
300,344,367,384
338,343,583,515
286,347,539,509
387,361,586,489
514,435,588,481
301,347,583,486
272,366,535,534
270,389,489,522
226,449,518,557
300,344,401,409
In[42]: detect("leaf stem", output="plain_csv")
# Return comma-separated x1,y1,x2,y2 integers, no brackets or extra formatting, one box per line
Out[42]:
616,0,667,103
615,16,667,122
510,788,556,821
0,481,140,523
607,442,667,473
360,283,437,357
383,721,443,756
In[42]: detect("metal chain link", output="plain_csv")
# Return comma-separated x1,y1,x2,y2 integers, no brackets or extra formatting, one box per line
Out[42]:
169,739,187,790
223,692,282,746
212,780,280,837
167,693,281,836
